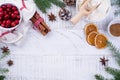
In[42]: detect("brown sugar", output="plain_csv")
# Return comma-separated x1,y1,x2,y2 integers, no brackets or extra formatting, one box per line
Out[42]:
110,23,120,37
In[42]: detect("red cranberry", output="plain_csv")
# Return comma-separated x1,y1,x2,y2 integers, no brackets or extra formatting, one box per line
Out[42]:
0,7,3,11
12,6,17,11
11,13,17,19
4,11,7,15
9,12,12,15
7,4,12,8
0,12,4,17
14,11,19,15
1,5,7,10
6,8,11,12
15,20,19,24
11,22,16,27
4,14,9,20
6,20,11,25
0,21,2,24
17,15,20,20
3,20,6,25
1,24,5,27
0,16,2,20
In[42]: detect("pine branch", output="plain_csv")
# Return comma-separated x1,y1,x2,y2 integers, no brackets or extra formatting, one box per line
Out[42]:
33,0,65,13
105,67,120,80
0,53,9,61
107,41,120,66
34,0,51,13
111,0,120,15
0,68,9,74
95,74,105,80
49,0,65,8
111,0,120,7
0,75,5,80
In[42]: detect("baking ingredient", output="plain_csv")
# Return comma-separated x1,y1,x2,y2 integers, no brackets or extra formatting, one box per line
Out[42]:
7,60,13,66
77,0,110,21
100,56,109,66
48,13,56,21
0,3,20,28
110,23,120,37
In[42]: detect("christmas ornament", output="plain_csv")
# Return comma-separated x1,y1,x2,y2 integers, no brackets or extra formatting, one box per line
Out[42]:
63,0,76,6
34,0,65,13
59,8,72,21
48,13,56,21
100,57,109,66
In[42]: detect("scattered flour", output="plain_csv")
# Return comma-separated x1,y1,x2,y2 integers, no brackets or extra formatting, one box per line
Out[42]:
77,0,111,22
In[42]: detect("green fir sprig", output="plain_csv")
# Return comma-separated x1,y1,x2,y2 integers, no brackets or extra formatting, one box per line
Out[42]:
95,41,120,80
0,46,11,80
95,74,107,80
0,76,5,80
0,68,9,74
111,0,120,15
34,0,65,13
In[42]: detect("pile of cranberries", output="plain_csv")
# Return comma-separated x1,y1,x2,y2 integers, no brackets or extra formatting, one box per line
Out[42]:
0,3,20,28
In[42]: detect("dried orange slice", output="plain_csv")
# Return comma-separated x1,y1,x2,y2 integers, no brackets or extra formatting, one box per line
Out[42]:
87,31,99,46
85,23,98,36
95,34,108,49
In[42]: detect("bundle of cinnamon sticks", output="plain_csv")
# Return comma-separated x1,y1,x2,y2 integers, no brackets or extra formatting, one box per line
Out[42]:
30,12,51,36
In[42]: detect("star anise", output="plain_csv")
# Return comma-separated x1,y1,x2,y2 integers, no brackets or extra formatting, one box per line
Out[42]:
1,46,10,54
100,57,109,66
48,13,56,21
7,60,13,66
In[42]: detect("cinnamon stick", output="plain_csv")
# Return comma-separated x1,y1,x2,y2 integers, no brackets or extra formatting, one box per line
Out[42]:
30,17,46,31
30,17,47,35
35,12,51,32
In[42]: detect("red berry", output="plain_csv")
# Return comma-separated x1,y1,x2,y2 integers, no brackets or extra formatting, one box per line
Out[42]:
4,11,7,15
1,24,5,27
6,20,11,25
0,7,3,11
7,4,12,8
6,8,11,12
1,5,7,10
0,21,2,24
11,22,16,27
11,13,16,19
9,12,12,15
3,20,6,25
12,6,17,11
0,12,4,17
17,15,20,20
15,20,19,24
14,11,19,15
0,17,2,20
4,14,9,20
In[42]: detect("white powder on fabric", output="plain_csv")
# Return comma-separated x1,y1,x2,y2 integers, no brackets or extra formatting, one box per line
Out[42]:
77,0,111,22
